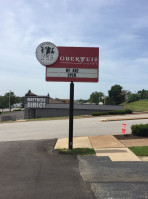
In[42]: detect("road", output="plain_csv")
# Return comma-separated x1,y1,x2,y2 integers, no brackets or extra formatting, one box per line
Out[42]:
0,114,148,142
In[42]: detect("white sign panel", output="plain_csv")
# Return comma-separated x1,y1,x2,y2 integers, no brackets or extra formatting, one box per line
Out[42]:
46,68,98,78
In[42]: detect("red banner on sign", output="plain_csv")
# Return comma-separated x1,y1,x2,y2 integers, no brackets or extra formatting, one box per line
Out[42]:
46,46,99,82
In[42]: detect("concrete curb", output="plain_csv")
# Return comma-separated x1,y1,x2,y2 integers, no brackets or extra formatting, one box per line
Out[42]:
101,116,148,122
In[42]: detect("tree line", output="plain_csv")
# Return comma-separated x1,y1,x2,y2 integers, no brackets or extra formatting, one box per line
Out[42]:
76,85,148,105
0,91,24,112
0,85,148,112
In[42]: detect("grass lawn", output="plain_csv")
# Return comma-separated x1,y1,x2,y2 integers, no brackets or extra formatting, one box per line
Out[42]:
0,115,91,123
124,100,148,111
25,115,91,121
56,148,95,155
129,146,148,156
1,111,10,114
26,116,69,121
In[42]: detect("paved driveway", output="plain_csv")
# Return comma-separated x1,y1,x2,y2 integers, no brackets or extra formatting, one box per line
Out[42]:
0,139,95,199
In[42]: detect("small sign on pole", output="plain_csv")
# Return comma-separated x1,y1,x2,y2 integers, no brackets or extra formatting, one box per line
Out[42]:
122,123,126,134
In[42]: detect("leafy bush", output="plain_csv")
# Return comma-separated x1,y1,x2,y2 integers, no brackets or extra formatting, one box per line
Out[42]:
131,124,148,137
0,111,1,114
108,110,125,115
92,112,108,116
92,109,132,116
125,109,133,114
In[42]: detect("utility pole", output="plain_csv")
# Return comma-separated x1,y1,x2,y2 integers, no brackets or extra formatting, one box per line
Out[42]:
125,90,130,110
104,95,106,105
9,90,11,112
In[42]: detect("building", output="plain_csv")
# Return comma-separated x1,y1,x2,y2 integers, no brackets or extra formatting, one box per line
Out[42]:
24,90,124,119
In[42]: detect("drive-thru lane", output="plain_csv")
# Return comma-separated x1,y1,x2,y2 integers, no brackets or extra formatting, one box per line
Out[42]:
0,139,95,199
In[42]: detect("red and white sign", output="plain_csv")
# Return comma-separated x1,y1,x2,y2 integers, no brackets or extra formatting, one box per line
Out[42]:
46,46,99,82
122,123,126,134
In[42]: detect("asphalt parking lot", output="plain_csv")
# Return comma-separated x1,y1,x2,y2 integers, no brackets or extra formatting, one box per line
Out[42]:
0,138,148,199
0,139,95,199
0,114,148,199
79,156,148,199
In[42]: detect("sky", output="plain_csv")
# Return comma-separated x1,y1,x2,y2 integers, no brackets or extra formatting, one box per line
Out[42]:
0,0,148,99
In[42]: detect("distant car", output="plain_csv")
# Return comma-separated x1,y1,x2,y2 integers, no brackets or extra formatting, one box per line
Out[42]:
12,103,22,108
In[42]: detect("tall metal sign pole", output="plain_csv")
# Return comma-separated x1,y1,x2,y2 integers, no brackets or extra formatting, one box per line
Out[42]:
36,42,99,150
69,81,74,149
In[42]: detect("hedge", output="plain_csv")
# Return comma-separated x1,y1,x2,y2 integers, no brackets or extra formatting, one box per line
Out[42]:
92,109,132,116
131,124,148,137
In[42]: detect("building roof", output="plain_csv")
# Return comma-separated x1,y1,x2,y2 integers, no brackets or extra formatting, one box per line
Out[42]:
49,98,65,104
25,90,69,104
58,99,70,104
25,90,37,96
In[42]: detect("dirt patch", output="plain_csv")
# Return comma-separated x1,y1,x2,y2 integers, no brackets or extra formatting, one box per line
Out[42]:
114,134,148,140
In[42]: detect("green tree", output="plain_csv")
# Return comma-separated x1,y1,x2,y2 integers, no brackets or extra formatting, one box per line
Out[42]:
75,99,89,104
0,96,7,112
108,84,124,105
137,89,148,99
0,93,24,111
105,96,112,105
4,91,19,111
0,95,9,110
128,93,140,103
20,96,24,108
89,92,104,104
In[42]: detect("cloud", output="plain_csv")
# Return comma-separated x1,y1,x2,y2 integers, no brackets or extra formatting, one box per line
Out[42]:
0,0,148,98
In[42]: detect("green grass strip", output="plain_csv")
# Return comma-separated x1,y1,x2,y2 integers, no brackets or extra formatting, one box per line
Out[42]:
125,100,148,111
0,115,90,123
26,115,89,122
56,148,95,155
129,146,148,156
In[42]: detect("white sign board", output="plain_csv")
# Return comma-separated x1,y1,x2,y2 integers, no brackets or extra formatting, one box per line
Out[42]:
46,68,98,78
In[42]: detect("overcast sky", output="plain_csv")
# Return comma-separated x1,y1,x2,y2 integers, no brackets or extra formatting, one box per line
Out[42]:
0,0,148,99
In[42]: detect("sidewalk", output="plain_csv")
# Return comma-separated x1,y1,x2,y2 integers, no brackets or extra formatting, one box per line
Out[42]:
54,135,148,162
